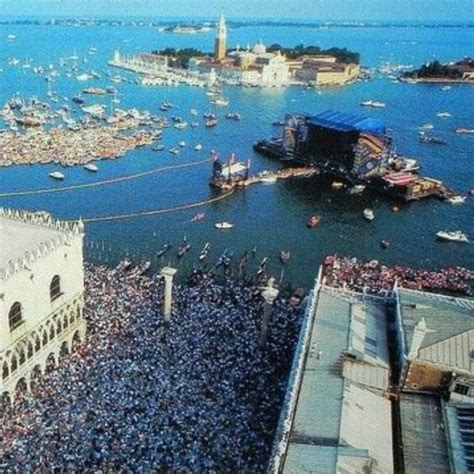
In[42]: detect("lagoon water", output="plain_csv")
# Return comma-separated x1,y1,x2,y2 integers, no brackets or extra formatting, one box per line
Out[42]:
0,21,473,286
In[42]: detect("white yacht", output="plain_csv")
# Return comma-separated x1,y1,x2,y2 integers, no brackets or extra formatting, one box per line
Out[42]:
194,144,203,151
436,231,469,243
84,163,98,172
448,195,466,205
215,222,234,230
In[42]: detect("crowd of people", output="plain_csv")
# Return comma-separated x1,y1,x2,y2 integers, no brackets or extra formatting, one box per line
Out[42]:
0,262,303,472
323,255,473,296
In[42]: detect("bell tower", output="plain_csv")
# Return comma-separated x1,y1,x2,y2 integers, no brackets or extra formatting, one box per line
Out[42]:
214,13,227,61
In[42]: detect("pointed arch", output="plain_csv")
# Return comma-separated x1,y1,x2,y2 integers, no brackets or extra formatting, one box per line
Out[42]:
2,362,9,380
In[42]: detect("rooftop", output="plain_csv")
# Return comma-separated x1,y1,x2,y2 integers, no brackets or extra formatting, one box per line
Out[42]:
397,288,474,371
307,109,387,135
399,393,450,473
0,209,83,280
281,287,393,473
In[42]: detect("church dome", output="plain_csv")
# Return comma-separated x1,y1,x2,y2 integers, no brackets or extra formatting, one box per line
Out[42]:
252,41,266,55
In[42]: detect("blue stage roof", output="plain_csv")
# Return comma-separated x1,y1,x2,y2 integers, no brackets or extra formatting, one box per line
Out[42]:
307,109,386,135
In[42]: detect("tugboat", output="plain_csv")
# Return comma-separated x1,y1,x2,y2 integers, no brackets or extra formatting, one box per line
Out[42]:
280,250,291,264
307,216,321,228
436,231,469,243
363,209,375,221
156,243,171,258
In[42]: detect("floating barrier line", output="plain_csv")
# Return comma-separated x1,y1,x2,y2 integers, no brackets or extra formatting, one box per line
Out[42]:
83,189,235,223
0,158,212,198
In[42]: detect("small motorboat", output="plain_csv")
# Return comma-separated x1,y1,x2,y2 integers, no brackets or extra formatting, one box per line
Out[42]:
215,222,234,230
380,240,390,249
199,242,210,261
363,209,375,221
348,184,366,194
419,123,434,131
225,113,241,120
169,148,180,155
179,140,186,147
177,243,191,258
331,181,344,190
83,163,98,172
190,108,198,116
194,144,203,151
156,243,171,258
360,100,386,108
193,212,206,222
49,171,65,180
153,144,165,151
436,231,469,243
256,257,268,276
216,249,233,268
455,128,474,135
307,216,321,228
448,195,466,205
260,175,277,184
280,250,290,264
206,118,218,128
436,112,452,119
440,85,451,91
419,135,447,145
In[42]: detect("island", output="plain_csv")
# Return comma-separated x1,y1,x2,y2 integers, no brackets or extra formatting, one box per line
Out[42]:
401,58,474,83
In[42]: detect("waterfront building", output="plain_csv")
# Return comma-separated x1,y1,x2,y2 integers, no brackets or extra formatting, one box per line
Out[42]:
270,275,394,473
393,288,474,393
0,209,86,405
214,13,227,61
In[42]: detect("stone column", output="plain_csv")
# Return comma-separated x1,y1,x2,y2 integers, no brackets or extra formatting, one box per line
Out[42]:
160,267,177,322
260,277,279,347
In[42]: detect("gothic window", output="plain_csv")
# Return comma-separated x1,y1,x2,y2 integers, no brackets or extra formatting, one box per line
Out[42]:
50,275,62,302
8,302,23,331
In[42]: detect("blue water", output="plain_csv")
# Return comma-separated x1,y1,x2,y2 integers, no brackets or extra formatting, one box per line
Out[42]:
0,23,473,286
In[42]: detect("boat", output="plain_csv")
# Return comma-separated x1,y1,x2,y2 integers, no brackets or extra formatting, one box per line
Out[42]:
6,35,16,42
72,95,85,104
193,212,206,222
363,209,375,221
206,118,218,128
256,257,268,276
82,87,107,95
380,240,390,249
332,181,345,190
215,222,234,230
212,98,229,106
156,243,171,258
174,122,188,130
307,216,321,228
225,113,241,120
448,195,466,204
190,109,198,116
194,144,203,151
436,231,469,243
348,184,366,194
360,100,386,109
84,163,98,172
419,135,447,145
455,128,474,135
177,243,191,258
272,120,285,126
436,112,452,119
153,144,165,151
280,250,290,264
179,140,186,147
419,123,434,131
49,171,65,180
169,148,180,155
260,175,277,184
440,85,452,91
199,242,210,261
216,249,233,268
